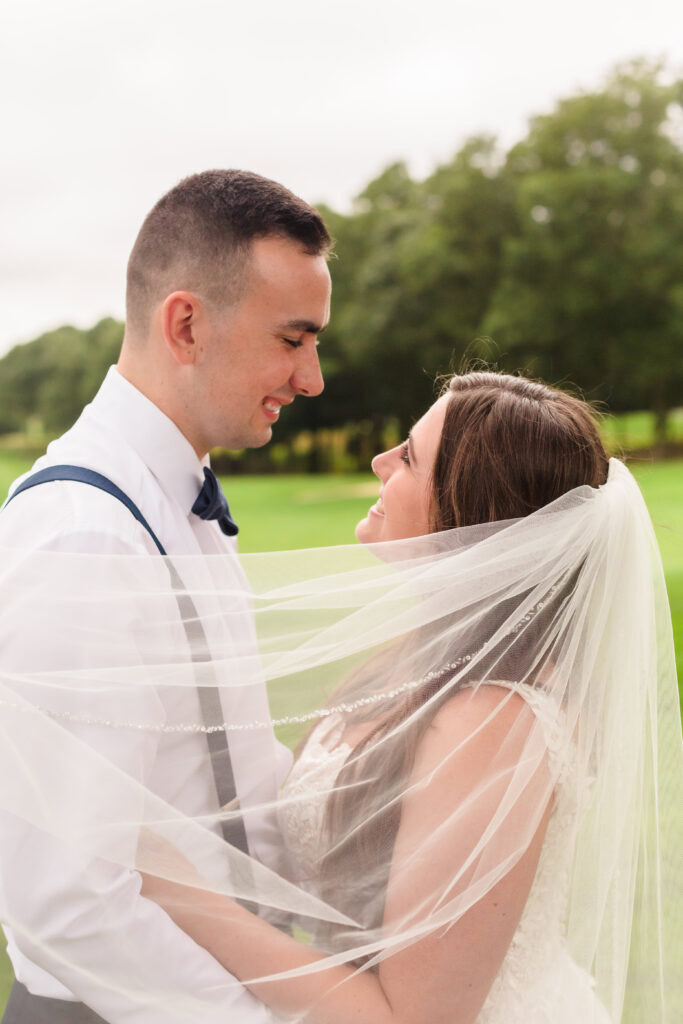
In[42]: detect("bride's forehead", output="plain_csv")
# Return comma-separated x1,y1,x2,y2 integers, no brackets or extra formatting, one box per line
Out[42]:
413,395,450,442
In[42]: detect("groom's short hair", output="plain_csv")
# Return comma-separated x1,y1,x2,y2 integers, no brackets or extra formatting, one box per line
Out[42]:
125,169,332,334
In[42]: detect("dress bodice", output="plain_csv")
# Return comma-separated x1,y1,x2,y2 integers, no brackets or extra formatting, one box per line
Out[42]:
277,714,352,886
278,682,611,1023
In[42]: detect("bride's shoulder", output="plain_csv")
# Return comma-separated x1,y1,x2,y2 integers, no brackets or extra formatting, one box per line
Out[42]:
414,682,538,780
432,681,537,735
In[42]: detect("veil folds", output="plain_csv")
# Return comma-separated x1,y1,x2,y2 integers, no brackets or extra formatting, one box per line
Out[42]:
0,459,680,1022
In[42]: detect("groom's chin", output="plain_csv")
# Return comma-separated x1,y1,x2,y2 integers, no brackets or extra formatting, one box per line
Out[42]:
252,426,273,448
231,424,273,450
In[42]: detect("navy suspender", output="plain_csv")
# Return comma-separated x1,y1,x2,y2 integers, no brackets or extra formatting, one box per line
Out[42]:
5,465,167,553
3,465,250,859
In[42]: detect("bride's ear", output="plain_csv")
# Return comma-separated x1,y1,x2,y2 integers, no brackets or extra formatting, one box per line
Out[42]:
160,291,205,366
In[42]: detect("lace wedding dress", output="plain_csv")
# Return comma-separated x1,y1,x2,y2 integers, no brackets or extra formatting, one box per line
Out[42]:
278,681,612,1024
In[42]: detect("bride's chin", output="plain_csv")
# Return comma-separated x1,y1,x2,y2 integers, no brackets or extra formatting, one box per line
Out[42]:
355,516,376,544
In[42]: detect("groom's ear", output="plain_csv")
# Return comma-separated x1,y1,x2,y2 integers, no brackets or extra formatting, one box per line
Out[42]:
161,291,204,365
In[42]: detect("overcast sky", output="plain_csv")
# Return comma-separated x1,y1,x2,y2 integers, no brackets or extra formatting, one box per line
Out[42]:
1,0,681,356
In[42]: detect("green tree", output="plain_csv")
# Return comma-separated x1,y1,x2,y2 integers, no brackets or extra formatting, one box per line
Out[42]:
483,61,683,442
0,318,123,436
289,145,515,446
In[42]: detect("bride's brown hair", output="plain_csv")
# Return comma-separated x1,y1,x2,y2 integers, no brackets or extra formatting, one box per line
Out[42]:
430,372,608,530
318,372,609,951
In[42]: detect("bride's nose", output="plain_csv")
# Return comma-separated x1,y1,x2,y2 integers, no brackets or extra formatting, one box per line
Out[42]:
371,447,396,480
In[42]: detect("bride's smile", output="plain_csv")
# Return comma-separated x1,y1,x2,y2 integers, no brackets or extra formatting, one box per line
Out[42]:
356,393,448,543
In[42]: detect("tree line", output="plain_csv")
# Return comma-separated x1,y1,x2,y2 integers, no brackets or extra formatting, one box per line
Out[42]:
1,60,682,470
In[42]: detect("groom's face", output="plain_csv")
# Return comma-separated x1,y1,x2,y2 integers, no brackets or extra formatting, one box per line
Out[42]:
193,236,331,453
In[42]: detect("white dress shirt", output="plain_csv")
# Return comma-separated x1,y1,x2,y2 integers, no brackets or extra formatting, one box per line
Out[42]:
0,367,292,1023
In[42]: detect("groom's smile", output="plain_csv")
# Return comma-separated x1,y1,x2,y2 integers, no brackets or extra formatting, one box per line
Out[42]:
261,395,292,423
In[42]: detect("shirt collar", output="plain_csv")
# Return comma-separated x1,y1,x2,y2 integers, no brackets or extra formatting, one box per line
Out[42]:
87,366,209,511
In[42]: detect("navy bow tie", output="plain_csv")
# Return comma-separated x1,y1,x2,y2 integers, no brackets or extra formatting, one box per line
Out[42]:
191,467,239,536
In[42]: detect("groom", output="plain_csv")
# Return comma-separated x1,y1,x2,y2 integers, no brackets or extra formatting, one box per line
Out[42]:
0,170,332,1023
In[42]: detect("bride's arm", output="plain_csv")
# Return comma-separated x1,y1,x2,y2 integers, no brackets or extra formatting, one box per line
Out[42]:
142,686,552,1024
141,877,395,1023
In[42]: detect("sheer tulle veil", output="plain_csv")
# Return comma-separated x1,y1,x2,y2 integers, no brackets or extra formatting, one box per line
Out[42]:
0,458,680,1021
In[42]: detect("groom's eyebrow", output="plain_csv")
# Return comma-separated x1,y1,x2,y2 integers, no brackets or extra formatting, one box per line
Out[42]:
279,318,329,335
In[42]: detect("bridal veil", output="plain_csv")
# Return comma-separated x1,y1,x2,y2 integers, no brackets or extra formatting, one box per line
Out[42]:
0,459,680,1021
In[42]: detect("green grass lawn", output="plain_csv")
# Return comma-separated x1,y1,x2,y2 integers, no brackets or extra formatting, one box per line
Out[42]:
601,407,683,450
0,455,680,1010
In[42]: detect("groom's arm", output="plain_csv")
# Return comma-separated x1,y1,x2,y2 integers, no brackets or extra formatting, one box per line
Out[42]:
0,493,274,1024
1,824,273,1024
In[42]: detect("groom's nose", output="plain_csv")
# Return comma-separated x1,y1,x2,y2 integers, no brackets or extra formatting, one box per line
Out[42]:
290,346,324,397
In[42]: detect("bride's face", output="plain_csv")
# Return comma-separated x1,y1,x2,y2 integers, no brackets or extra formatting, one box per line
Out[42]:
356,394,449,543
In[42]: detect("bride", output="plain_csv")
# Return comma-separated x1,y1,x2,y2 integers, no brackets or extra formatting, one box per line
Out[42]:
134,371,681,1023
